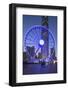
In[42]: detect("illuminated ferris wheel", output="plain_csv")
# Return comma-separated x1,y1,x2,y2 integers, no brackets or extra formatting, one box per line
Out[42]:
24,25,55,60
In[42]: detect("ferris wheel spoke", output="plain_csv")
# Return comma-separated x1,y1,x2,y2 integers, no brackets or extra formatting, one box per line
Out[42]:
26,37,37,44
39,29,41,39
25,42,35,45
26,38,33,42
49,42,53,43
35,29,41,40
29,33,34,39
29,30,38,43
33,34,39,43
32,30,39,41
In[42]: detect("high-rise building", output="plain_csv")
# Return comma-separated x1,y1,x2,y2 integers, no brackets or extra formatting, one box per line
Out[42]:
50,47,56,60
41,16,49,58
23,52,29,63
26,46,35,59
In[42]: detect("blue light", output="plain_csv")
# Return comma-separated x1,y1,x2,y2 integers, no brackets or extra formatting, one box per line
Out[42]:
39,39,44,46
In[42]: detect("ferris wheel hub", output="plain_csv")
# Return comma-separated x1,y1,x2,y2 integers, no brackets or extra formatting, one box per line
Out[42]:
39,39,44,46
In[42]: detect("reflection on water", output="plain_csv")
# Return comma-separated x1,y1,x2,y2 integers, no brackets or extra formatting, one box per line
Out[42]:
23,63,57,75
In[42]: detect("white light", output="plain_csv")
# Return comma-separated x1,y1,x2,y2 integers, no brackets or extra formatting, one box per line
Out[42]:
39,39,44,46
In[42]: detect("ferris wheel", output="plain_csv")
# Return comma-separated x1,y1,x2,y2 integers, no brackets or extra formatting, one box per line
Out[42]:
24,25,55,60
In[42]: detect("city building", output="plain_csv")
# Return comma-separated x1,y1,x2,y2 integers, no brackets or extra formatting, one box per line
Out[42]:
26,46,35,59
41,16,49,59
50,47,57,60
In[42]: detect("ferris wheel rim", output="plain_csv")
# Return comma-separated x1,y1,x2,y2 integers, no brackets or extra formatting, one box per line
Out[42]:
25,25,55,47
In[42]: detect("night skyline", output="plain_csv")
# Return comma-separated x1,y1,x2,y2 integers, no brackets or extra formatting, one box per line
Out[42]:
23,15,57,75
23,15,57,56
